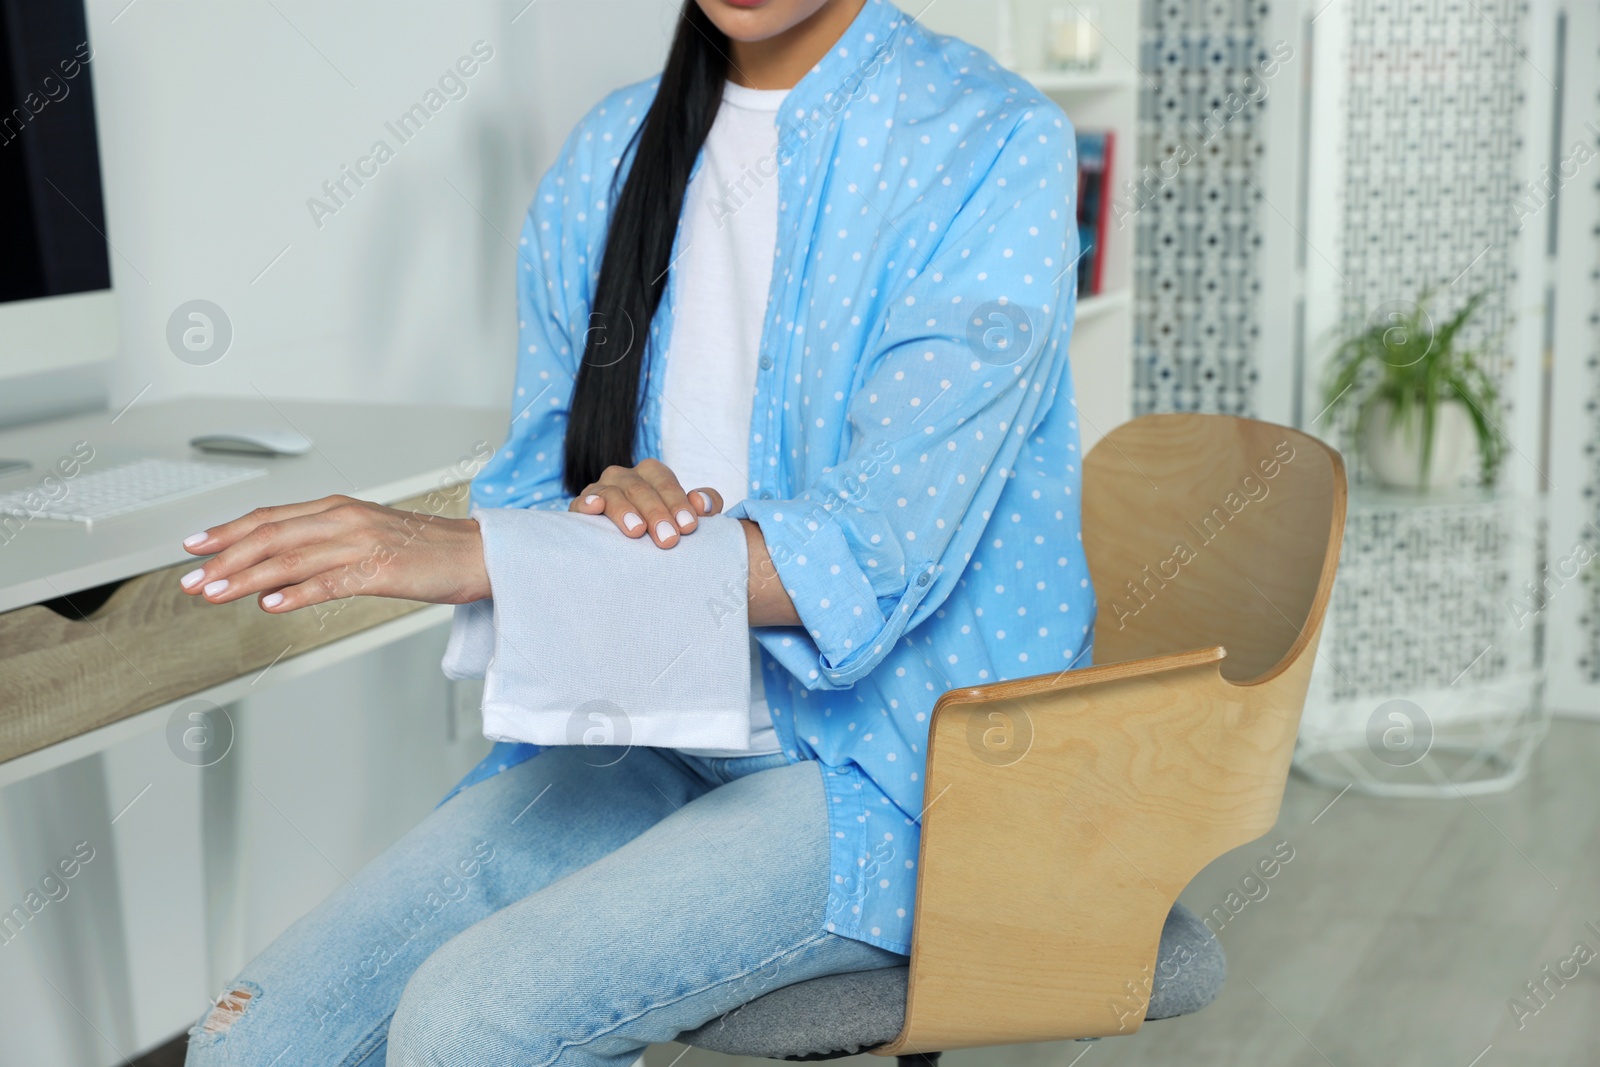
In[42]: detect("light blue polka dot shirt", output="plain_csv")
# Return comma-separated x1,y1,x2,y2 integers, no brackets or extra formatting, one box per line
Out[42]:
453,0,1095,956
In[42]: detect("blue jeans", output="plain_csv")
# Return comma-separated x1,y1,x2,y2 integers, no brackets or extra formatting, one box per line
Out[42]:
184,748,906,1067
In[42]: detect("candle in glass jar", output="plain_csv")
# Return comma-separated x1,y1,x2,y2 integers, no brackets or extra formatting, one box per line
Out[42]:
1048,6,1102,71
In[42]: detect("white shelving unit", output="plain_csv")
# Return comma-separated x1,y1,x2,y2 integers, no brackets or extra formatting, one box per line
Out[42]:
1015,68,1138,95
1075,289,1131,323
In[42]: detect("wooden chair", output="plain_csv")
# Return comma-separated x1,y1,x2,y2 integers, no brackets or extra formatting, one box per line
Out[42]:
678,413,1347,1064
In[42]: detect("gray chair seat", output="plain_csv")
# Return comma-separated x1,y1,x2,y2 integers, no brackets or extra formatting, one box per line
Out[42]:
678,903,1225,1061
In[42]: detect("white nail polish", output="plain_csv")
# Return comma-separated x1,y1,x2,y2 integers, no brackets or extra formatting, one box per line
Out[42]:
584,494,600,505
203,579,230,598
676,509,695,527
655,520,676,542
623,513,644,532
180,568,206,589
183,532,209,548
261,592,284,608
696,491,712,512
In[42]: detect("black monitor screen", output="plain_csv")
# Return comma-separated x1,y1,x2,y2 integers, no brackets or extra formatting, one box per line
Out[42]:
0,0,110,304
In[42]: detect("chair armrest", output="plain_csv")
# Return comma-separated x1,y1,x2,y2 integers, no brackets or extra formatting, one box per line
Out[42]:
876,642,1314,1054
933,644,1229,705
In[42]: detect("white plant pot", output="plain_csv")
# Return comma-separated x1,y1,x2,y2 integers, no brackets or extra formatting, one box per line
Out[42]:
1359,398,1479,490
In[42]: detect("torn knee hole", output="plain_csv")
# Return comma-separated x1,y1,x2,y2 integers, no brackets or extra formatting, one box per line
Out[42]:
202,987,256,1034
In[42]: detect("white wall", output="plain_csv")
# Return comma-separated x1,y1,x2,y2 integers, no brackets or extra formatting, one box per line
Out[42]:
94,0,680,414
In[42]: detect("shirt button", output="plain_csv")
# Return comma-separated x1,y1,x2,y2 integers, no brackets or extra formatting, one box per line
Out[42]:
760,490,775,500
759,355,774,370
917,573,931,587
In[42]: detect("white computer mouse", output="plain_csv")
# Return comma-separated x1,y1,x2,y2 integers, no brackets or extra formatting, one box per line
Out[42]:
190,428,314,456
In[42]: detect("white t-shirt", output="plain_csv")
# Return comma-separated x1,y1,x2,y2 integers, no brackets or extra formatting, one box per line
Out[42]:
661,82,787,757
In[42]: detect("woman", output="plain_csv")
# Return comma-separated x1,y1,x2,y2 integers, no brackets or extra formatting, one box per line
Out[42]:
180,0,1090,1063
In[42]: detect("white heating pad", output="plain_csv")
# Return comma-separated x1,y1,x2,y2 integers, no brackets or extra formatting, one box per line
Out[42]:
444,509,755,751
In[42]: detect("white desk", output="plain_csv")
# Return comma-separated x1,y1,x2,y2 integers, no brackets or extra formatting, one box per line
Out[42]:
0,396,506,784
0,396,505,613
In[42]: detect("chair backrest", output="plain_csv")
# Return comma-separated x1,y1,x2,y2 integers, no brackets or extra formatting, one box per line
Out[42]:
877,415,1346,1056
1082,413,1345,682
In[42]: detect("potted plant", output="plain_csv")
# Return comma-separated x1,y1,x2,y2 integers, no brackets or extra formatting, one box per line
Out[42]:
1321,290,1506,490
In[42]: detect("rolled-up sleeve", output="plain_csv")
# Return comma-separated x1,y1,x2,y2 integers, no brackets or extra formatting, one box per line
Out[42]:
732,109,1078,689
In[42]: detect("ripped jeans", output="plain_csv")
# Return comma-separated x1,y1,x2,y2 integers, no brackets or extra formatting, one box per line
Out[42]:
184,749,905,1067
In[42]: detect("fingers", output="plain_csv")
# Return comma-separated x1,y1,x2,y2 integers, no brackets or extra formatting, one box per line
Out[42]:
689,487,724,516
178,507,353,599
571,491,607,515
195,539,358,606
178,504,484,613
591,476,681,547
250,565,365,615
636,459,698,536
571,461,707,548
184,495,357,555
576,484,650,540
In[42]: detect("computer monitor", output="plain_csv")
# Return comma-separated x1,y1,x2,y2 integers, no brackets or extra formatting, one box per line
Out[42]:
0,0,115,428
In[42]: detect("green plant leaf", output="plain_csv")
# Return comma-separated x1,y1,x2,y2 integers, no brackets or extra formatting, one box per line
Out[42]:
1320,287,1507,487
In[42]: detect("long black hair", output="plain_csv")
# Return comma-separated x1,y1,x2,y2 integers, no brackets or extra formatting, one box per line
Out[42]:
562,1,729,494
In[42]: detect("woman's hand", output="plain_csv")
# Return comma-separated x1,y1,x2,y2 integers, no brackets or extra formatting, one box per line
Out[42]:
569,458,723,548
177,495,490,612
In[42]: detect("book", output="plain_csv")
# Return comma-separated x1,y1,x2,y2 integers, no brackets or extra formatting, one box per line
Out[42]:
1074,128,1114,298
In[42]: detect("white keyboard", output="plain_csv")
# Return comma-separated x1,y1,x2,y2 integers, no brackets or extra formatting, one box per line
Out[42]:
0,458,268,525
